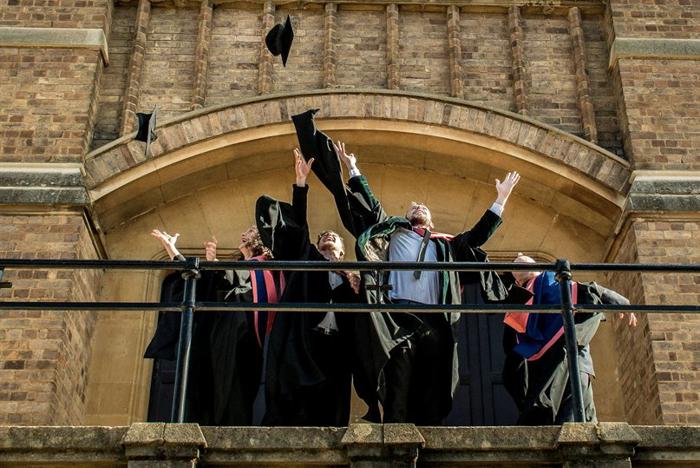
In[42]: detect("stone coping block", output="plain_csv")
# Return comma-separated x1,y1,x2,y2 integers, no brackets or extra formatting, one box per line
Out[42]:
123,423,206,460
0,426,127,465
0,423,698,466
557,422,639,463
634,425,700,464
202,426,346,465
0,26,109,64
0,163,88,206
610,37,700,68
341,423,425,466
420,426,562,464
627,172,700,212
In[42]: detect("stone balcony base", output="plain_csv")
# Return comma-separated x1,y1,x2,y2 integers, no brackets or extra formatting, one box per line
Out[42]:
0,423,698,467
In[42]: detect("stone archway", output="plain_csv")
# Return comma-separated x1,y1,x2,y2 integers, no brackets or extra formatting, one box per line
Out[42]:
85,90,630,232
83,90,633,425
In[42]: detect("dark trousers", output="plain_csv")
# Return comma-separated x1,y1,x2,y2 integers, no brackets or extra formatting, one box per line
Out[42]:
383,306,451,425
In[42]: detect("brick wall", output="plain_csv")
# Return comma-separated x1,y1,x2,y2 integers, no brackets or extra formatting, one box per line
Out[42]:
336,7,387,88
582,17,622,156
90,4,626,155
399,9,449,95
205,4,260,106
609,220,700,424
633,220,700,424
272,6,324,92
607,224,663,424
0,214,102,425
523,13,581,136
138,6,198,121
608,0,700,39
0,48,101,163
92,5,136,149
0,0,111,30
615,59,699,170
459,11,513,112
604,0,700,425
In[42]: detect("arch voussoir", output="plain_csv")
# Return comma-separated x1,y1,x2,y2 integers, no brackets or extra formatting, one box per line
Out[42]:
85,91,631,195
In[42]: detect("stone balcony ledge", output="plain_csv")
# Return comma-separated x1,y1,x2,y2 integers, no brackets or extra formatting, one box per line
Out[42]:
0,423,698,467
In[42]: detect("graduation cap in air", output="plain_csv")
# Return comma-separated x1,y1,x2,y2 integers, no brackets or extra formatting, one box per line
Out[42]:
265,15,294,67
291,109,357,235
135,107,158,156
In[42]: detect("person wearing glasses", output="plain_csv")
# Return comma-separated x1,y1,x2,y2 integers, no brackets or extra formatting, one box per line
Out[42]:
255,149,360,426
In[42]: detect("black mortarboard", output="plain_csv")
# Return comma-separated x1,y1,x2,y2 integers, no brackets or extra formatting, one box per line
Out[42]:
256,195,305,258
291,109,356,234
265,15,294,67
135,107,158,156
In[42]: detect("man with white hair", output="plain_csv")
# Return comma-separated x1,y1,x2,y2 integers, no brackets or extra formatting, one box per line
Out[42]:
503,253,637,424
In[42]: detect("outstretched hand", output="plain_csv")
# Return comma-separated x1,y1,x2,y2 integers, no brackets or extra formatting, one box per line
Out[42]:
619,312,638,327
294,148,314,186
151,229,181,260
332,140,357,172
204,236,218,261
495,171,521,206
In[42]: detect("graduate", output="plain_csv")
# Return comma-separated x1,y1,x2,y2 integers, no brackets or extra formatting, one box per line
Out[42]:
502,254,638,424
145,227,282,426
342,149,519,424
255,149,360,426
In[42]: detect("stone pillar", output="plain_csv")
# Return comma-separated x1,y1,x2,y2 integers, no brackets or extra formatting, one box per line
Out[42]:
567,7,597,144
122,423,206,468
0,0,110,427
191,0,213,110
323,2,337,88
604,0,700,425
446,5,463,99
341,423,424,468
607,174,700,424
386,4,400,90
258,0,275,95
121,0,151,135
508,5,528,115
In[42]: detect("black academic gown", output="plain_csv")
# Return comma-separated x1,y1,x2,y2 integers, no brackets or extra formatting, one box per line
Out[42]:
144,268,222,424
256,185,357,426
347,175,506,424
203,268,264,426
501,278,630,425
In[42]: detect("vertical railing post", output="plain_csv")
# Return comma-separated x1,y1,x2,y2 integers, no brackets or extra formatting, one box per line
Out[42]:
555,259,586,423
170,256,200,423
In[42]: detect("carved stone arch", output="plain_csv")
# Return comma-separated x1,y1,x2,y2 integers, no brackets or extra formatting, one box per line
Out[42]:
84,90,631,232
84,91,635,425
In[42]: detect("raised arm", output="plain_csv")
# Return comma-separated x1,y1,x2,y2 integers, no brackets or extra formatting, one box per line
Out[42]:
293,148,314,224
333,140,388,234
151,229,184,261
452,172,520,253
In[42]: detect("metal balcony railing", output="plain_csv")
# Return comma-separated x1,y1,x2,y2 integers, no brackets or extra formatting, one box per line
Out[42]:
1,258,698,424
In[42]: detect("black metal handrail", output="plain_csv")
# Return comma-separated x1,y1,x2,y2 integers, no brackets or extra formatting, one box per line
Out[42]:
1,257,698,424
1,258,699,272
0,301,697,314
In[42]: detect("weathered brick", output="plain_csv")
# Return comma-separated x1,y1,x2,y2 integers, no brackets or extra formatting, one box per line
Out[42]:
0,214,101,425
